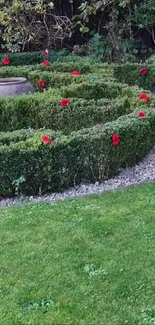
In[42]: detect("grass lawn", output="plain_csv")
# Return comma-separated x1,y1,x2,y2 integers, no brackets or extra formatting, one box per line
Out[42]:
1,183,155,325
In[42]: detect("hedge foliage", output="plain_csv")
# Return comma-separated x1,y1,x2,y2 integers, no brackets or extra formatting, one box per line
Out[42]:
0,62,113,76
0,79,143,133
1,108,155,197
0,59,154,197
0,50,99,67
113,63,155,90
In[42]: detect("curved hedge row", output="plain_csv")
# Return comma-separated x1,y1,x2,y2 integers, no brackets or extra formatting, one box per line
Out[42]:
0,51,99,67
0,80,144,133
0,58,154,198
0,50,98,66
0,62,113,76
113,63,155,90
1,108,155,197
0,63,114,90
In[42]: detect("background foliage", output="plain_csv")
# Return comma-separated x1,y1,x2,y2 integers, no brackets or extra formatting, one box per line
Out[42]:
0,0,155,62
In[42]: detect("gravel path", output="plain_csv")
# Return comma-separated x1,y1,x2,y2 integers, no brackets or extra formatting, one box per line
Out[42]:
1,146,155,208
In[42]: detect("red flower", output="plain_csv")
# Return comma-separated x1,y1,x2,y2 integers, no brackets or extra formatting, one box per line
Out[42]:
41,135,51,146
140,67,148,76
37,79,46,88
70,70,80,76
112,134,120,146
139,93,149,103
60,98,70,107
2,56,11,65
138,111,146,118
42,60,50,66
43,49,48,57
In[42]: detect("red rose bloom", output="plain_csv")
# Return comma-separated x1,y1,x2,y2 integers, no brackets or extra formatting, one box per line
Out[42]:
138,111,146,118
43,49,48,57
112,134,120,146
140,67,148,76
60,98,70,107
42,60,50,66
37,79,46,88
139,93,149,103
41,135,51,145
70,70,80,76
2,56,11,65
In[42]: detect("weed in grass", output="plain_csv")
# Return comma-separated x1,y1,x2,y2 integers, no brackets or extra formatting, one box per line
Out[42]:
84,263,107,277
22,298,55,310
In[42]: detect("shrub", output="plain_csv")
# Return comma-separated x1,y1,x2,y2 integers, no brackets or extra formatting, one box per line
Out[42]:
0,51,99,67
0,89,134,133
60,81,141,100
0,129,63,146
0,78,144,133
113,63,141,85
0,52,44,66
0,63,113,85
113,63,155,90
1,108,155,197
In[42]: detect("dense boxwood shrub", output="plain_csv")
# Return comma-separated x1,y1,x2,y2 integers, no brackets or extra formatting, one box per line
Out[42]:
0,66,37,78
0,51,44,66
0,129,63,146
1,108,155,197
113,63,155,90
0,63,114,87
0,58,154,198
0,61,113,75
0,90,133,133
60,81,141,100
37,62,112,74
0,51,99,67
28,71,97,89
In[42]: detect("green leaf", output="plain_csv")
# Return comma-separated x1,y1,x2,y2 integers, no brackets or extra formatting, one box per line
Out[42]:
80,26,89,33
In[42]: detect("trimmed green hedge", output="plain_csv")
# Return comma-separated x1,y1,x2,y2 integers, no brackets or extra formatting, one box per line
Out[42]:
0,80,143,133
0,129,63,146
0,66,98,89
0,62,113,75
0,93,133,133
1,108,155,197
0,51,43,66
60,81,138,100
28,71,101,89
0,50,99,67
113,63,155,90
0,58,154,198
0,65,36,78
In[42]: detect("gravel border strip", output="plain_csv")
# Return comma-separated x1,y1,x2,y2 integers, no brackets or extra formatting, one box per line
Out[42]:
1,146,155,208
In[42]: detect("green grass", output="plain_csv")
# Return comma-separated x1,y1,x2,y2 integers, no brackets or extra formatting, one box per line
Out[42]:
1,182,155,324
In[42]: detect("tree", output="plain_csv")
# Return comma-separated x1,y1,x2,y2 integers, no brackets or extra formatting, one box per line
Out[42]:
0,0,73,52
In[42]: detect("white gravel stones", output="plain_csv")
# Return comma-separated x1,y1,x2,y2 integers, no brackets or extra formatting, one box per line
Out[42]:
1,146,155,208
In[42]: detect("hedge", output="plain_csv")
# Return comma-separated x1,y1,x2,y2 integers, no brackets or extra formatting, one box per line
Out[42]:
36,62,113,74
0,129,63,146
1,108,155,197
0,51,44,66
0,50,99,67
0,95,132,133
0,80,143,133
0,65,37,78
113,63,155,90
0,66,98,89
59,81,142,100
0,62,113,75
